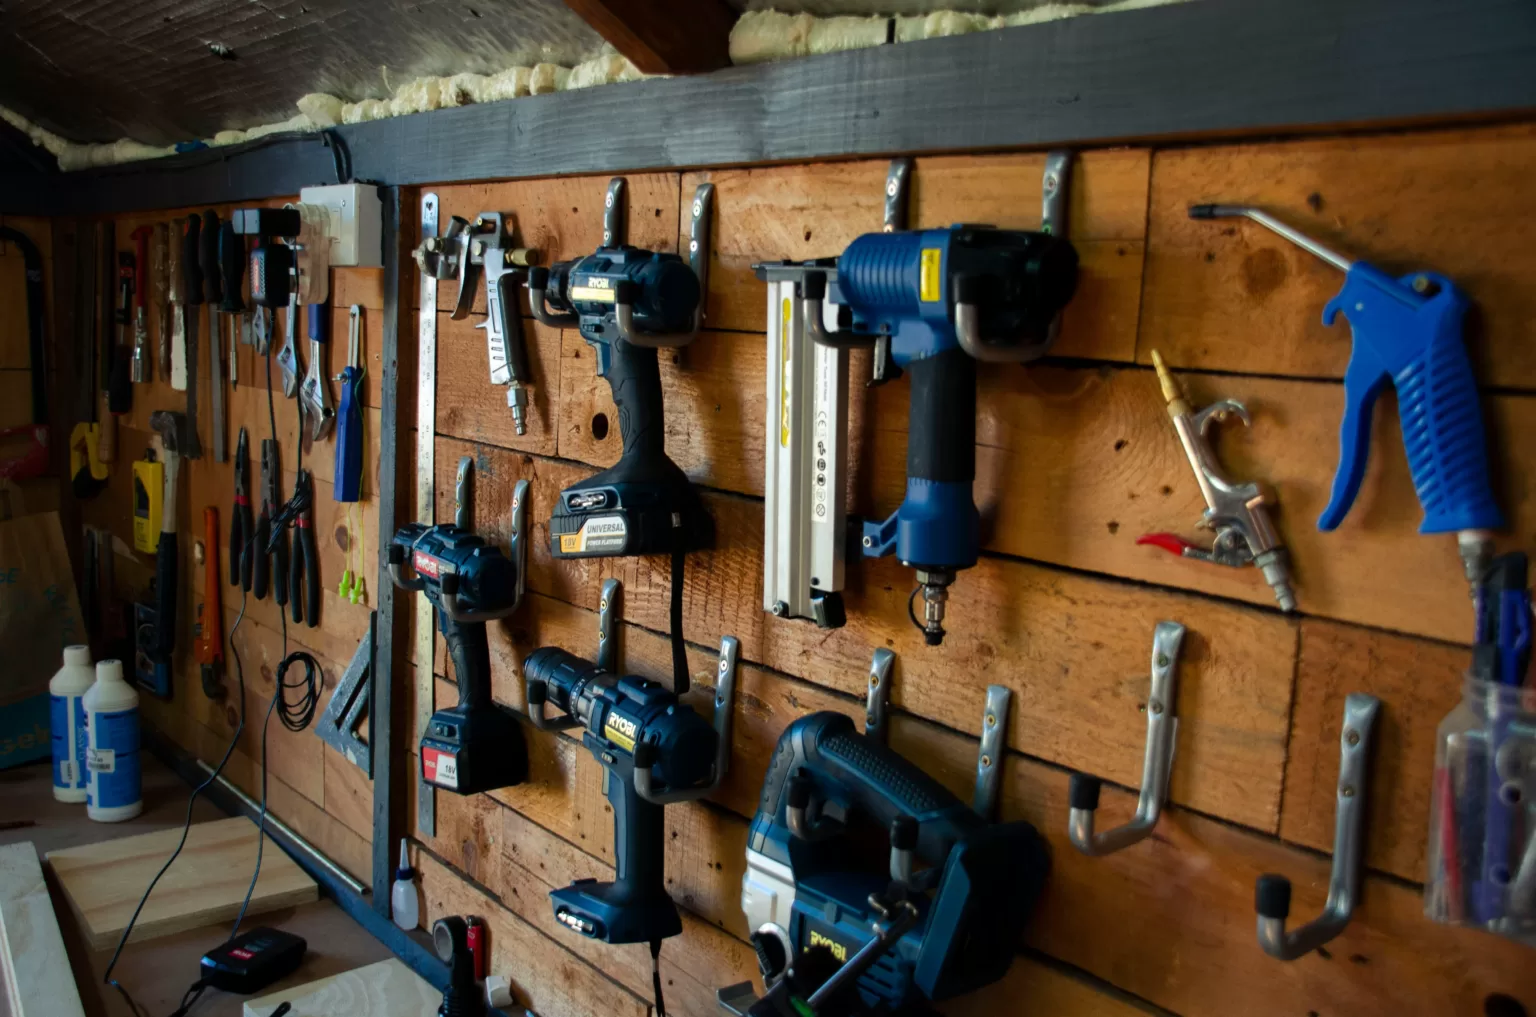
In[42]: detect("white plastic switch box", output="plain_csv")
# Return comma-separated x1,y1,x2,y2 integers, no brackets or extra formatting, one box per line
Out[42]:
297,183,384,268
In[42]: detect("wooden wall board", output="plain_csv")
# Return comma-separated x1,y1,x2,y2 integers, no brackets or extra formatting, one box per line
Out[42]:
46,816,318,950
243,957,437,1017
1140,123,1536,388
415,850,652,1017
1281,620,1464,884
435,312,562,458
0,842,86,1017
681,150,1150,362
435,435,1296,833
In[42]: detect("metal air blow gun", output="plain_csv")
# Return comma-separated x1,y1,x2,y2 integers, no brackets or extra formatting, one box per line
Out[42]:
1189,205,1502,594
1138,350,1296,612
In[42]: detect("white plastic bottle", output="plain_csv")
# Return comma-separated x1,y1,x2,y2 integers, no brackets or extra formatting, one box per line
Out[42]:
84,659,142,822
391,838,419,930
49,645,93,803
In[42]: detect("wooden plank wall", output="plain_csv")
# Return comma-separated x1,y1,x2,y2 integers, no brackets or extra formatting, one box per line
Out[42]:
68,120,1536,1016
69,201,387,891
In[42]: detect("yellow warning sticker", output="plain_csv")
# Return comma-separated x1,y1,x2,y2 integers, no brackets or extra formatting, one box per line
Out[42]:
780,296,792,448
919,248,942,302
603,714,638,752
571,285,616,303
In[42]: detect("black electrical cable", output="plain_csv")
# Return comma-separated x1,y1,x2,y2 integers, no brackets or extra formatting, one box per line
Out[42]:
650,938,668,1017
669,533,688,696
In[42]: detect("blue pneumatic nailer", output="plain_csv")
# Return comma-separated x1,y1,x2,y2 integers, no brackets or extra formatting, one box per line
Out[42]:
1189,205,1503,591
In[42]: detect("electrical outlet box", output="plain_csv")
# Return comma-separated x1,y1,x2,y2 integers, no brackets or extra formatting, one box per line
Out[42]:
298,183,384,268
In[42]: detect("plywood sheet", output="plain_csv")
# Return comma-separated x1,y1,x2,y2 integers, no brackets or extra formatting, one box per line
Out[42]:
46,816,317,951
244,958,438,1017
0,842,86,1017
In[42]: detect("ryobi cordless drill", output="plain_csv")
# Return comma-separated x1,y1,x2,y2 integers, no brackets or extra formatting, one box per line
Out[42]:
808,223,1077,645
389,522,528,796
522,642,734,946
723,711,1048,1016
526,183,715,562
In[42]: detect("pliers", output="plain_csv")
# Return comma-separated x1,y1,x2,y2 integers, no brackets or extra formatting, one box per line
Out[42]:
254,438,290,606
288,469,320,627
230,428,254,591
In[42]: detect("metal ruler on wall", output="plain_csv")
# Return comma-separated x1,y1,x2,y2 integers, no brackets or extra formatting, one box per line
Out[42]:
414,193,439,836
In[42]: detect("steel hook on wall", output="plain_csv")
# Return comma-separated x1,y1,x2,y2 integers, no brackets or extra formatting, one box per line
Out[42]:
1068,620,1186,855
1256,691,1381,960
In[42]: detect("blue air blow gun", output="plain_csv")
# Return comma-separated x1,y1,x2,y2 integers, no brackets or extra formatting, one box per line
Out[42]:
805,224,1078,644
1190,206,1502,592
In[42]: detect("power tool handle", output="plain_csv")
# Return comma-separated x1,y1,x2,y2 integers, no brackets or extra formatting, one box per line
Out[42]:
604,338,667,463
606,753,667,902
440,612,492,710
906,348,976,486
334,368,364,501
1319,266,1501,534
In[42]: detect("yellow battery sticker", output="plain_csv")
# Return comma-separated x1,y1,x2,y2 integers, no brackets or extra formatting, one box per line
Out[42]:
919,248,943,302
780,296,792,448
603,713,638,752
558,514,628,555
570,285,616,303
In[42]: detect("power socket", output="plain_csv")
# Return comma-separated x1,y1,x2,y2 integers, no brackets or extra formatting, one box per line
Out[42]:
297,183,383,268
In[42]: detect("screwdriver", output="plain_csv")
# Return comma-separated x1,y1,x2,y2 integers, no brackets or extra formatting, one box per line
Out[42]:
334,305,365,502
200,209,226,462
181,214,205,459
219,217,246,390
129,225,152,382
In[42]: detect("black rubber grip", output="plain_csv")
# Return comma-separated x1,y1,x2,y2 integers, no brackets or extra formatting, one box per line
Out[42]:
906,347,975,484
155,532,177,657
228,505,242,587
633,741,657,768
1069,773,1102,810
200,210,222,305
527,266,550,290
182,215,204,305
107,348,132,415
218,220,245,313
251,514,270,600
607,338,666,464
1255,875,1292,919
891,815,918,851
802,271,827,301
442,615,492,710
289,540,304,624
787,775,810,810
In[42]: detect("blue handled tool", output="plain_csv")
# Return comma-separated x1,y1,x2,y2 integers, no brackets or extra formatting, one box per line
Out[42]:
1189,205,1502,591
1471,552,1532,923
334,304,365,502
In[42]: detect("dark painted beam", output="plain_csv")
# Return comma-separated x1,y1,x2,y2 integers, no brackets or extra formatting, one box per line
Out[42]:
563,0,735,73
6,0,1536,216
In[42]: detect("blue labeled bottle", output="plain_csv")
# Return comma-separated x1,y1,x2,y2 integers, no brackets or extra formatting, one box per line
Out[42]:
50,645,93,803
85,659,143,822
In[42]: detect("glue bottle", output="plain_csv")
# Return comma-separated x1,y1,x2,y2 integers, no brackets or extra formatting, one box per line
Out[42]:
49,645,93,803
392,838,419,931
84,659,142,822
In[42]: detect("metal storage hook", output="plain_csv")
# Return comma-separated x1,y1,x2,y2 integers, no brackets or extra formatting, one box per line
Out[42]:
1256,692,1381,960
1068,620,1185,855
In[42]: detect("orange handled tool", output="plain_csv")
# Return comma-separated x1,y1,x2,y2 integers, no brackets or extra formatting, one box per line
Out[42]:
194,506,225,699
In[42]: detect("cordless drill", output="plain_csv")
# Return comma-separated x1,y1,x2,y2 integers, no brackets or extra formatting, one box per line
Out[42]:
527,247,711,559
811,225,1077,644
389,523,528,796
522,645,725,945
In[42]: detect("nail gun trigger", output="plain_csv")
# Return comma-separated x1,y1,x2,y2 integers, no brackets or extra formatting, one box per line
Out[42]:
1137,532,1202,557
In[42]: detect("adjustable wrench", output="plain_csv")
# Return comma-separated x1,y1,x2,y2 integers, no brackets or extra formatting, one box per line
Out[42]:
252,305,272,356
277,268,302,398
299,304,335,441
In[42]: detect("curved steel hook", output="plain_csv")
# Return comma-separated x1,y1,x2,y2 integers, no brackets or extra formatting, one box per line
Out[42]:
1069,620,1186,855
1256,692,1380,960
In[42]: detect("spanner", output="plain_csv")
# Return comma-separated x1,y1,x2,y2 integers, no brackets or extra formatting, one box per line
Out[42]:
252,305,272,356
299,303,335,441
277,281,301,398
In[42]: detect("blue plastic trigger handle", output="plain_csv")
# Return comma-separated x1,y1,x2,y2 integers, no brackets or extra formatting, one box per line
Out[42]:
1317,264,1502,535
307,303,325,342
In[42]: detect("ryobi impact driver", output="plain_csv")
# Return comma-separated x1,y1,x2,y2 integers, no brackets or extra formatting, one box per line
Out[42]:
388,480,532,796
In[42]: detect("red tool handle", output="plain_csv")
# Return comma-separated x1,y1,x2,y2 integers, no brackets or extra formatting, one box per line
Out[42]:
195,506,224,665
131,225,152,309
1136,532,1198,556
